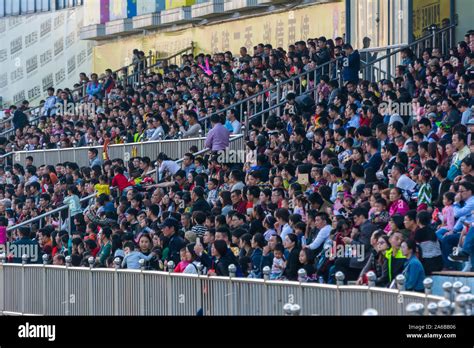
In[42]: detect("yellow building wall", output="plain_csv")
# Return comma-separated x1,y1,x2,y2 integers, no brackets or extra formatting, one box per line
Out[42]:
412,0,451,38
166,0,196,10
93,1,345,73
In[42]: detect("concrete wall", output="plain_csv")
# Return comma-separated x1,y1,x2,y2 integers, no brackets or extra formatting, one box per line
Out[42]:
454,0,472,42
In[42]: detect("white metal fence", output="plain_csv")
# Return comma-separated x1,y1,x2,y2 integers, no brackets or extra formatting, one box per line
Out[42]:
13,134,245,167
0,262,444,316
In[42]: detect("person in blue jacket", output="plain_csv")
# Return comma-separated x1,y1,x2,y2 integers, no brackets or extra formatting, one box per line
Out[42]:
248,233,265,278
342,43,360,84
401,239,426,292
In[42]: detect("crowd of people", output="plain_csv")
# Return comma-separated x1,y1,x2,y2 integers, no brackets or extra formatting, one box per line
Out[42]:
1,29,474,293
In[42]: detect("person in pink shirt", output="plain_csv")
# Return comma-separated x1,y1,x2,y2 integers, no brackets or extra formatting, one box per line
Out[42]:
173,247,190,273
384,188,409,232
435,192,456,240
0,216,7,247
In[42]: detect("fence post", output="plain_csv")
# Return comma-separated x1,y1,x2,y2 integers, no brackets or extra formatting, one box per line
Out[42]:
290,304,301,316
438,299,452,315
442,281,453,302
228,264,236,315
453,281,463,297
362,308,378,316
139,259,145,316
396,274,405,291
0,253,5,314
367,271,376,309
466,294,473,316
406,303,425,316
423,278,433,295
113,257,121,270
395,274,406,316
427,302,438,316
335,271,344,315
42,254,48,315
65,256,71,315
113,260,119,315
166,260,175,315
228,264,236,278
88,256,94,315
21,254,28,314
297,268,307,283
263,266,270,281
455,294,468,315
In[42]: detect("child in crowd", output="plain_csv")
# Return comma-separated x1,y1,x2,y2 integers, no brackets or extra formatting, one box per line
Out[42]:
94,175,111,196
435,191,456,241
370,197,390,229
270,244,286,280
121,241,155,270
416,169,432,211
174,247,190,273
293,195,307,222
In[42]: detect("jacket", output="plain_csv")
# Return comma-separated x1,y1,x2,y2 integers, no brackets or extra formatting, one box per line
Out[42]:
167,234,186,265
214,250,239,276
402,255,425,292
342,50,360,83
284,247,302,281
349,220,377,269
250,248,263,278
192,198,211,214
376,248,406,287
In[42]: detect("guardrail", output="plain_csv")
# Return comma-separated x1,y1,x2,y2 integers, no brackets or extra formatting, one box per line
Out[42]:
5,192,97,235
7,134,245,235
0,45,195,138
359,24,456,82
0,260,446,316
12,133,244,167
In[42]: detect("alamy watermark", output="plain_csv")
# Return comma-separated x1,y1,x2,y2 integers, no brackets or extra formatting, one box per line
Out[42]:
378,101,413,116
215,148,253,164
53,101,98,116
0,242,40,262
325,244,366,262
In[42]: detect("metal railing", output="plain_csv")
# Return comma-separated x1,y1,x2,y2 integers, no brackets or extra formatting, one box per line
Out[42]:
359,24,456,82
13,131,244,168
199,56,342,137
6,134,245,234
120,45,195,89
0,261,445,316
13,136,206,167
0,44,195,139
6,192,97,235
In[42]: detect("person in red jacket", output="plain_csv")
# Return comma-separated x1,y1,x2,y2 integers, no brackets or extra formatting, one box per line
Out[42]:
111,167,132,193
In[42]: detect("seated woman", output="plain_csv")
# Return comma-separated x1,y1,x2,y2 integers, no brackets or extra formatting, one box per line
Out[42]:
401,239,426,292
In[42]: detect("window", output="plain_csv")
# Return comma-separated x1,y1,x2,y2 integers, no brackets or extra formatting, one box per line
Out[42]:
0,0,5,17
56,0,65,9
41,0,50,11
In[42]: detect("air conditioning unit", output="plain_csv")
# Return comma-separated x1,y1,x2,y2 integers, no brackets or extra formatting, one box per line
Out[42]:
79,24,107,40
224,0,259,12
133,13,162,29
105,18,134,36
191,0,224,18
161,6,192,24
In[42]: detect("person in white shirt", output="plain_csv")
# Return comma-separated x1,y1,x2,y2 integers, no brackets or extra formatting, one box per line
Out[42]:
43,87,57,116
304,212,332,251
275,208,293,241
226,109,241,135
390,163,416,200
157,153,180,181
